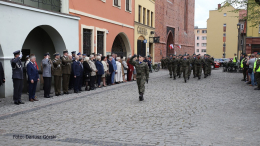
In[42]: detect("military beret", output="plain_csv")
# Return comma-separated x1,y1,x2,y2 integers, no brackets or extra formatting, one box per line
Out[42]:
63,50,68,53
13,50,20,55
53,52,60,56
77,52,81,55
193,53,196,55
179,54,182,56
197,54,201,56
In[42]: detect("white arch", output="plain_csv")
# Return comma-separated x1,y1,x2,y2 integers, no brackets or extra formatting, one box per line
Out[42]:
117,32,132,56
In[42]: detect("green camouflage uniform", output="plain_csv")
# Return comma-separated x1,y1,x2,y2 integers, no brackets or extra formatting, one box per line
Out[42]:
177,58,182,77
165,57,173,77
180,58,190,81
207,57,214,75
160,58,165,69
129,56,149,94
171,58,178,78
187,57,191,78
195,57,205,78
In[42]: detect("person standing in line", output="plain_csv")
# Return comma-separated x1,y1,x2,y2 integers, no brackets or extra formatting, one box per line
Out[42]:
52,53,62,96
11,50,24,105
89,55,98,90
42,53,52,98
95,56,104,88
27,56,39,102
0,60,5,102
101,56,108,87
79,57,84,91
69,51,76,90
72,56,81,93
62,50,72,94
254,53,260,90
107,56,114,86
121,57,128,82
115,57,123,83
111,53,117,85
83,57,92,91
127,55,134,81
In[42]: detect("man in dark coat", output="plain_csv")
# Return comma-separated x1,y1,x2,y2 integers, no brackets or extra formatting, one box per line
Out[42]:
27,56,39,102
11,50,24,105
107,56,114,86
0,61,5,87
73,56,81,93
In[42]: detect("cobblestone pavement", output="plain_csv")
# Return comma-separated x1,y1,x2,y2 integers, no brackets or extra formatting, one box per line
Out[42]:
0,68,260,146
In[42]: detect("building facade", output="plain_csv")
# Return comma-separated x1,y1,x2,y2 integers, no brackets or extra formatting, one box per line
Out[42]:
207,4,243,59
154,0,195,62
246,0,260,54
194,27,207,56
0,0,79,98
69,0,134,57
134,0,155,62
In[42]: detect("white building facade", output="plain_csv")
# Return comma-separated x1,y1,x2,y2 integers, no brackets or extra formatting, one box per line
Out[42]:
0,0,79,98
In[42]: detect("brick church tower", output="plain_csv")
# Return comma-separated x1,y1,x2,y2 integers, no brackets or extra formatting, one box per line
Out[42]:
154,0,195,62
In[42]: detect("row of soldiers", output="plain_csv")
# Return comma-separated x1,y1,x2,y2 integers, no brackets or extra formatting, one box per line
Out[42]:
161,54,214,83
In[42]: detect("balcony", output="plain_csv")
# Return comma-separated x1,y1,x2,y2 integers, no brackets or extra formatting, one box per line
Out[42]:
11,0,61,12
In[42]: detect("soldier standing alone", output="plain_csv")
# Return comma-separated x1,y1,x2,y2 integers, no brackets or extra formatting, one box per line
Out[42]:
11,50,24,105
62,50,72,94
53,53,62,96
129,54,149,101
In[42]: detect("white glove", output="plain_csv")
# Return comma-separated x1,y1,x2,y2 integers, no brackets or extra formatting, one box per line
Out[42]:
19,53,23,58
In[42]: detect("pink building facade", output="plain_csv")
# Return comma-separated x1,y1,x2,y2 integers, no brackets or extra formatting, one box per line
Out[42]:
194,27,207,56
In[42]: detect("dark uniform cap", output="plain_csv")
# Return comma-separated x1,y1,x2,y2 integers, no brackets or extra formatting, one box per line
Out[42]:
197,54,201,56
13,50,20,55
63,50,68,53
139,54,145,57
179,54,182,56
71,51,76,54
53,52,60,56
173,55,176,56
193,53,196,55
77,52,81,55
44,52,50,56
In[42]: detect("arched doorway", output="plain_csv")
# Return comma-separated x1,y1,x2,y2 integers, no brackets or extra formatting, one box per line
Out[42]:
167,31,174,56
21,25,66,67
111,33,131,57
137,35,146,57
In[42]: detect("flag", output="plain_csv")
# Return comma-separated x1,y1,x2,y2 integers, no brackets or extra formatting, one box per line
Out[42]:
177,45,181,49
169,44,174,50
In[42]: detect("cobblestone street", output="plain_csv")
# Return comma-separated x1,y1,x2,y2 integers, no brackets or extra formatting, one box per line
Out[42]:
0,68,259,146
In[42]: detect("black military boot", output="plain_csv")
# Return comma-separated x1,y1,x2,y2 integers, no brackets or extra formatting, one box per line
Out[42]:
174,76,176,80
170,75,172,78
140,93,144,101
193,75,196,78
188,76,190,80
139,93,142,101
179,75,181,78
184,79,187,83
198,76,201,80
204,75,207,78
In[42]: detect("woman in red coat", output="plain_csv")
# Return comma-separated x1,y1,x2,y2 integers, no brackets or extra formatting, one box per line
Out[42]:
127,56,134,81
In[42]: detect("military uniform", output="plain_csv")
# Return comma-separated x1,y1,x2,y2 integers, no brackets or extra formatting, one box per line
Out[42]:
180,56,190,82
171,56,178,79
191,54,197,78
187,55,191,79
62,50,72,94
177,55,182,78
165,56,173,78
69,51,76,90
194,55,205,79
129,55,149,101
53,53,62,96
207,55,214,76
11,50,24,105
160,58,165,69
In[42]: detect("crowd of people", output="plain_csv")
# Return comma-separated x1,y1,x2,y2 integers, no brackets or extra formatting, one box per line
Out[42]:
240,53,260,90
6,50,151,105
160,54,214,82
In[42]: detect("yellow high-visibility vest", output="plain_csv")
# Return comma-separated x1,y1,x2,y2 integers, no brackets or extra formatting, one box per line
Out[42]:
233,57,237,63
240,58,244,68
254,58,260,72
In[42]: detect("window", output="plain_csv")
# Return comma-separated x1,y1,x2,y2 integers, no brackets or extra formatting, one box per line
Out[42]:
138,5,141,23
202,43,207,47
147,10,150,26
223,23,226,32
114,0,121,7
125,0,132,12
223,33,226,37
184,0,188,32
197,30,200,33
197,43,199,47
196,49,199,52
202,36,207,40
83,29,92,55
151,12,153,27
241,24,244,30
143,7,146,25
201,49,206,52
202,30,207,33
197,36,199,40
224,13,227,16
241,40,243,45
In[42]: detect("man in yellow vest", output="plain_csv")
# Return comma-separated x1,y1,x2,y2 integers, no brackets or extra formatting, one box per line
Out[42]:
233,53,237,63
240,53,247,81
254,53,260,90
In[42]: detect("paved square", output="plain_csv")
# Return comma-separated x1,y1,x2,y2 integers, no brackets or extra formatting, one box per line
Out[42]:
0,69,259,146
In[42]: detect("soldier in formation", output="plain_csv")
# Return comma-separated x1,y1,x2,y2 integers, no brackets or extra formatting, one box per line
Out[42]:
129,54,149,101
166,54,173,78
52,53,62,96
62,50,72,94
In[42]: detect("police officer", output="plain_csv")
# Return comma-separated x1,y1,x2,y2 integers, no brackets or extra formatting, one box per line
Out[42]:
53,53,62,96
11,50,24,105
254,53,260,90
180,54,190,83
129,54,149,101
62,50,72,94
166,55,173,78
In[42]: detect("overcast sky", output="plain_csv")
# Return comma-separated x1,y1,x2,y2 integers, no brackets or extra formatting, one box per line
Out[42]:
195,0,226,28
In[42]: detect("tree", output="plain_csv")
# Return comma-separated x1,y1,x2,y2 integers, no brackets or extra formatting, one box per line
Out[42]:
220,0,260,27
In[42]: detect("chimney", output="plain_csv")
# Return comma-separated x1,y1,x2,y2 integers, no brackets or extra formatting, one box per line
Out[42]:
218,4,221,10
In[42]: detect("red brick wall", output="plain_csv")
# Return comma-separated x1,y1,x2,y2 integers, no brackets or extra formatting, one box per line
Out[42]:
154,0,195,62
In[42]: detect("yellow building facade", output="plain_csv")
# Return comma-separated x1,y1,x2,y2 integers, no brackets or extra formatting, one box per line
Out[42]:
134,0,155,62
246,0,260,54
207,4,239,58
